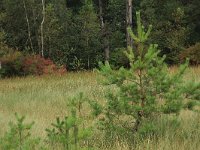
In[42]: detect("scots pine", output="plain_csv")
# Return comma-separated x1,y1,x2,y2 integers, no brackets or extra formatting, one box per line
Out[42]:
91,11,200,136
46,93,93,150
0,113,43,150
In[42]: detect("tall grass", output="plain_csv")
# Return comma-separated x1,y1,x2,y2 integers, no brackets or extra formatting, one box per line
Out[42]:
0,67,200,149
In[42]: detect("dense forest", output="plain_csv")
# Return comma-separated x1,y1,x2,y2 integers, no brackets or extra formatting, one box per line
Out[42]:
0,0,200,72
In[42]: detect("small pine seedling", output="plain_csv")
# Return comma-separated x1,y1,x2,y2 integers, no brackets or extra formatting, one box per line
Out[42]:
46,93,93,150
0,113,42,150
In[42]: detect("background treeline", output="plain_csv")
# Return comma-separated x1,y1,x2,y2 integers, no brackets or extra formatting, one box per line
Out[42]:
0,0,200,71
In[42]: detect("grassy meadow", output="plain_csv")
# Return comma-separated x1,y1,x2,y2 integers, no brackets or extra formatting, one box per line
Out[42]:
0,67,200,150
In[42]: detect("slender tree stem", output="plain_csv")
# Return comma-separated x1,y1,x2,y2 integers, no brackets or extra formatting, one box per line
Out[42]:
126,0,133,49
98,0,109,61
41,0,45,57
23,0,34,53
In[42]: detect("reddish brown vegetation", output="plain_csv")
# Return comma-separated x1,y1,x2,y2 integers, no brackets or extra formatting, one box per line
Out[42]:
0,44,66,77
23,55,66,75
180,43,200,65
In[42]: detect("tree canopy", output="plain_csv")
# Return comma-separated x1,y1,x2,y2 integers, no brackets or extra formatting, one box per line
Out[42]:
0,0,200,70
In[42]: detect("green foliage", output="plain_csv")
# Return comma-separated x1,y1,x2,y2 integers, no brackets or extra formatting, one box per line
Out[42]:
137,120,157,137
109,48,129,68
0,113,44,150
73,0,101,69
186,0,200,44
106,0,126,50
1,0,200,70
91,11,200,140
69,56,85,71
140,0,189,63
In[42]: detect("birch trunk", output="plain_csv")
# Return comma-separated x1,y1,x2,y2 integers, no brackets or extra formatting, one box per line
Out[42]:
41,0,45,57
23,0,34,53
98,0,109,61
126,0,133,49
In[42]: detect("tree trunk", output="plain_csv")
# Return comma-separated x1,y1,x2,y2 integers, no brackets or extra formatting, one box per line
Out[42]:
126,0,133,49
41,0,45,57
32,0,41,54
23,0,34,53
98,0,109,61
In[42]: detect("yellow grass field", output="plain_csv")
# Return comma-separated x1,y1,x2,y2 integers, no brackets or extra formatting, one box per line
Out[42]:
0,67,200,150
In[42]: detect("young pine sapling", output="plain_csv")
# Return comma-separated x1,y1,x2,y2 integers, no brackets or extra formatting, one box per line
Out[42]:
90,11,200,135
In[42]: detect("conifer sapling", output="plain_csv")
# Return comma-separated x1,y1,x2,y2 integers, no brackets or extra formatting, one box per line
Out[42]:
91,11,200,133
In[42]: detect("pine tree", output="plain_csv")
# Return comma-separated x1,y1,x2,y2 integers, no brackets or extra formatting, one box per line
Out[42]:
0,113,42,150
46,93,93,150
91,11,200,134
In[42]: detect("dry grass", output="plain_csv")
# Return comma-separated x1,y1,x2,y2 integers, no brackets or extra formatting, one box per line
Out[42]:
0,72,103,137
0,67,200,149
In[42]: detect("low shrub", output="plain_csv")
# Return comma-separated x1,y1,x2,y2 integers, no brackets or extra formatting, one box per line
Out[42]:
23,55,56,75
23,55,67,76
0,43,24,77
180,43,200,65
0,45,66,77
0,43,67,77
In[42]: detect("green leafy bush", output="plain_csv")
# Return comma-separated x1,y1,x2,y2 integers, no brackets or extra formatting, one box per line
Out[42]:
109,48,129,69
69,56,85,71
